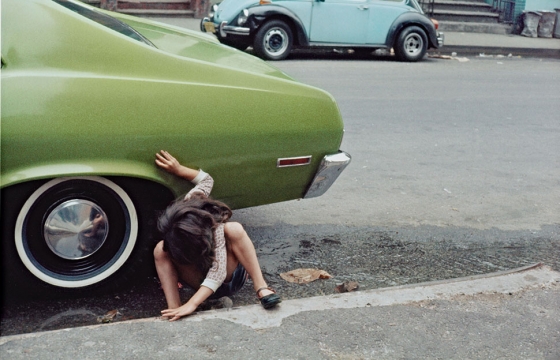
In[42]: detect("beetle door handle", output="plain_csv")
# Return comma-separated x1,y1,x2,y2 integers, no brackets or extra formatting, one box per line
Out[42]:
357,5,369,10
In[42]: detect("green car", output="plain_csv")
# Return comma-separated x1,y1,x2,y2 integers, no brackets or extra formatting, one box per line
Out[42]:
1,0,350,294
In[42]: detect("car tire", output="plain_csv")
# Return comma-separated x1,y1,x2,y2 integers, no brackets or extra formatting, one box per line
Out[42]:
253,20,293,61
4,177,143,294
394,26,428,62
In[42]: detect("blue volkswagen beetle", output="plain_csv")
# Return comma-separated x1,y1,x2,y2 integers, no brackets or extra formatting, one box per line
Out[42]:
201,0,444,61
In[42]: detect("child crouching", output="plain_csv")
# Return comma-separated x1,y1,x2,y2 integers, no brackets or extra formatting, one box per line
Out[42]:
153,150,281,321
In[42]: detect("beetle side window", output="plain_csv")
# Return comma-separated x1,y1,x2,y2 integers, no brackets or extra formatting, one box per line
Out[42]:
405,0,424,12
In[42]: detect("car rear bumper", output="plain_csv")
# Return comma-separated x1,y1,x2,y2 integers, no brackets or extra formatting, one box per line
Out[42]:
304,151,351,199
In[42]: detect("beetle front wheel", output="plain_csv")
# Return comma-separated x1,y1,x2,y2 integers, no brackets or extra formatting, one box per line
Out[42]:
253,20,293,61
394,26,428,62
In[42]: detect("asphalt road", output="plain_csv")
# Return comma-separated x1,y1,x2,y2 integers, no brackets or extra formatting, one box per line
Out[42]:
235,56,560,231
2,56,559,337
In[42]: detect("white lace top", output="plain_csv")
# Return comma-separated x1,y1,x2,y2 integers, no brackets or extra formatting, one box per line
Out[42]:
184,171,227,292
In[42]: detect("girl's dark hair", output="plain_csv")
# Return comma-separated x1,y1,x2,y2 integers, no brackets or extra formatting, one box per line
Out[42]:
157,196,232,274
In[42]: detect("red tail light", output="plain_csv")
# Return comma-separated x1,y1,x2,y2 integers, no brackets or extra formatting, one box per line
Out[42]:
431,18,439,30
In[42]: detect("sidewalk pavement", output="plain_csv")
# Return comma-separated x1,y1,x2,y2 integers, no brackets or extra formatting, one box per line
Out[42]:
149,17,560,59
1,264,559,359
436,31,560,59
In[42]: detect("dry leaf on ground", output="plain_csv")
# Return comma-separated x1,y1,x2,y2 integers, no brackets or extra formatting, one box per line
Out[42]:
97,309,120,323
280,268,332,284
335,281,360,293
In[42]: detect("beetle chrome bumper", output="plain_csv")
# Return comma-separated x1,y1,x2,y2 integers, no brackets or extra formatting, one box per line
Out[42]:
304,151,351,199
437,32,444,48
200,17,212,32
219,21,250,37
200,18,250,37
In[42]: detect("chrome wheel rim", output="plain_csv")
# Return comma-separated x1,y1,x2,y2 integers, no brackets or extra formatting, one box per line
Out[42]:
403,33,423,56
44,199,109,260
264,28,288,56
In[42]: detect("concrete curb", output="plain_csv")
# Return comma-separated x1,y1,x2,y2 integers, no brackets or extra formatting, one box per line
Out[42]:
2,263,558,345
185,263,559,330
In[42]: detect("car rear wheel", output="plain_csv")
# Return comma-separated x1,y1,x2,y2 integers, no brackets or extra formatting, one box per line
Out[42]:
394,26,428,62
253,20,293,61
10,177,139,291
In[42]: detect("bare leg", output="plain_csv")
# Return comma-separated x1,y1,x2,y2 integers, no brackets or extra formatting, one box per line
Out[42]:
225,222,275,297
154,241,211,309
153,241,182,309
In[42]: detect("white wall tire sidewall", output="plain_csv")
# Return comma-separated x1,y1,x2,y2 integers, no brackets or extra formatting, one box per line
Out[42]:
14,176,139,288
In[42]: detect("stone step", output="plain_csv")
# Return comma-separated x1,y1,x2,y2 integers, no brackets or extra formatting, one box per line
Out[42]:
79,0,193,11
433,9,500,23
116,8,194,16
438,20,513,34
117,1,191,11
120,0,188,2
80,0,101,6
433,0,493,12
431,0,489,3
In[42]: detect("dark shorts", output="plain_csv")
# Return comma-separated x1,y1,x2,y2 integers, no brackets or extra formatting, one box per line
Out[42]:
211,263,247,299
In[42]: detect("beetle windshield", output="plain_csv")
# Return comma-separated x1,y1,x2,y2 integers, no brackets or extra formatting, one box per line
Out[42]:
53,0,156,47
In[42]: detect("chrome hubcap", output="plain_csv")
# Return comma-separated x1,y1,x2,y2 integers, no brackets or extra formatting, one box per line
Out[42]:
264,28,288,55
403,33,423,56
44,199,109,260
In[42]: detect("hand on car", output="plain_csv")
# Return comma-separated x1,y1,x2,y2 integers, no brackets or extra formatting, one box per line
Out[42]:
155,150,182,176
155,150,202,182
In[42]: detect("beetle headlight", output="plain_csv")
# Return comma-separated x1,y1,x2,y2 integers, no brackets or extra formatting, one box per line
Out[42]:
209,4,219,17
237,9,249,26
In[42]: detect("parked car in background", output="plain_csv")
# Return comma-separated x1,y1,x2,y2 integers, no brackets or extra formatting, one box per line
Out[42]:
201,0,444,61
1,0,350,295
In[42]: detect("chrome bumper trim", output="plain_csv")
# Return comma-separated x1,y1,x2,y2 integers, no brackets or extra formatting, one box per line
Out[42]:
437,32,444,48
220,21,250,37
200,17,211,33
304,151,351,199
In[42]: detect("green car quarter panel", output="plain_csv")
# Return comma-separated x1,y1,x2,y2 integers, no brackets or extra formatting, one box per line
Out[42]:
1,0,349,292
1,0,345,209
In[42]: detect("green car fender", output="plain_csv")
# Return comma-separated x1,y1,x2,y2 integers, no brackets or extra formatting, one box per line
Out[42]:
1,0,344,207
0,0,348,294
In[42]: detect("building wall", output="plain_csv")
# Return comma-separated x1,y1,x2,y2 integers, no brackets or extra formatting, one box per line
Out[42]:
484,0,558,21
514,0,527,20
518,0,559,24
524,0,560,11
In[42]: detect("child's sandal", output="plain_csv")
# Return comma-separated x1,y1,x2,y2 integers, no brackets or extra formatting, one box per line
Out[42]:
256,286,281,309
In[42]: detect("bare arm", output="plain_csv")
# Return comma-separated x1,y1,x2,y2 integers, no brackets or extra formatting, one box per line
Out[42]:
155,150,200,181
